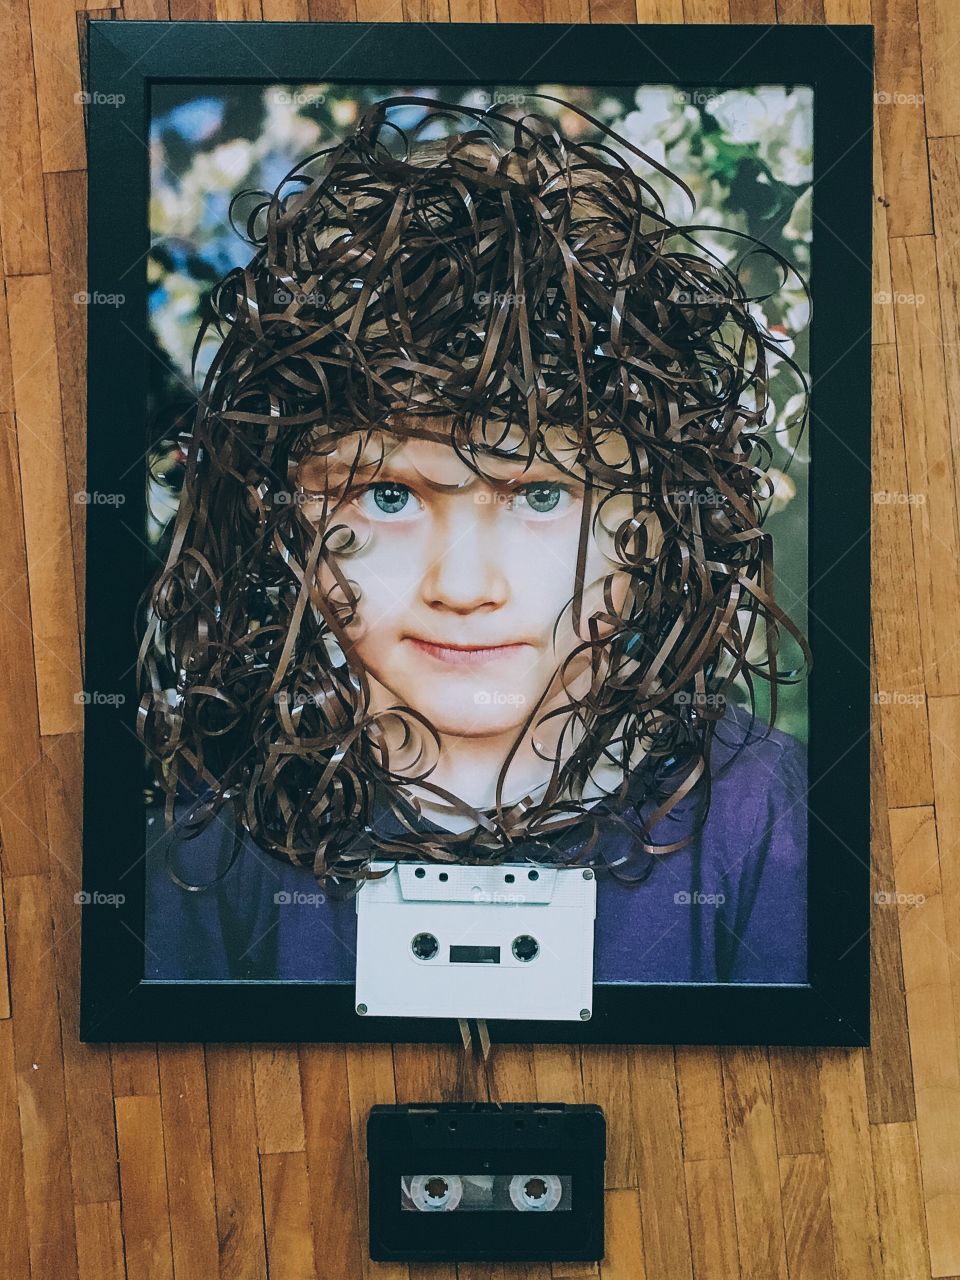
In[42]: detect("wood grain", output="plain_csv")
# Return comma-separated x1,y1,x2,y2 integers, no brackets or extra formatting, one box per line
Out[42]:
0,3,957,1278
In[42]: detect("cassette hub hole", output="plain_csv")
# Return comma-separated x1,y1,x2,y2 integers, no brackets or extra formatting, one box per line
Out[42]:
525,1178,548,1202
411,932,439,961
425,1177,448,1203
512,934,539,962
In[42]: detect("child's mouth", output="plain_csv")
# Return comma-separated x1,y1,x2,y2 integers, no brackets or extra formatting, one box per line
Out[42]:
406,638,529,666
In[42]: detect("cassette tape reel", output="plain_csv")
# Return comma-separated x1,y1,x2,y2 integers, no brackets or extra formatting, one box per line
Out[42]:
369,1103,606,1263
354,860,596,1021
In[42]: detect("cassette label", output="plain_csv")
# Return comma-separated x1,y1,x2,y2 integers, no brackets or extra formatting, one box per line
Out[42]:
354,860,596,1021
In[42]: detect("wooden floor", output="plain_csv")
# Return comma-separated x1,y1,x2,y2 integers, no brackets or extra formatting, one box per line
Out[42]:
1,0,959,1276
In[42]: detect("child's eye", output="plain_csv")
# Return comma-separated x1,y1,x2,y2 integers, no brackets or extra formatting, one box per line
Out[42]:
509,482,571,515
356,483,421,518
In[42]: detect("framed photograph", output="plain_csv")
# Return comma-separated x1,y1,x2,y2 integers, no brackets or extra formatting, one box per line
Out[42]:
80,20,872,1044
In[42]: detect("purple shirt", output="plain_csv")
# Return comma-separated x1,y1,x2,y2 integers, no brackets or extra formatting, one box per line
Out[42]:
144,705,806,985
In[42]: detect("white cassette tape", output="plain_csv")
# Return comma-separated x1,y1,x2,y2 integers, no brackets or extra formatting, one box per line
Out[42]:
354,861,596,1022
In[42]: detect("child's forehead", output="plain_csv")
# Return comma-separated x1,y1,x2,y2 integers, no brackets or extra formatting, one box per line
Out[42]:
301,422,631,486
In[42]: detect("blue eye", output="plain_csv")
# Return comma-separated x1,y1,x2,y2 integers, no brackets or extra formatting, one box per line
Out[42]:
359,483,415,516
514,482,566,514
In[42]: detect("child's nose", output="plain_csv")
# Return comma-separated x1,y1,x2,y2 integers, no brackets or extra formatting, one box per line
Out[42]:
420,509,508,613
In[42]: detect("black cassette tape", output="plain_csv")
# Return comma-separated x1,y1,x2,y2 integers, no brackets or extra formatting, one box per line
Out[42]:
367,1101,605,1263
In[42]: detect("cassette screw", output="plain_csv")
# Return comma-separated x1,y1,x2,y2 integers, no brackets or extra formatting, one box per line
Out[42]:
356,1003,368,1016
582,869,594,880
580,1008,591,1020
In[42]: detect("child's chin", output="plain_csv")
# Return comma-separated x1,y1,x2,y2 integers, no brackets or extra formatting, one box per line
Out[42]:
422,702,530,738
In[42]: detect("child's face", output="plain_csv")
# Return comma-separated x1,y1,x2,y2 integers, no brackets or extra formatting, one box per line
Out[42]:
298,430,630,739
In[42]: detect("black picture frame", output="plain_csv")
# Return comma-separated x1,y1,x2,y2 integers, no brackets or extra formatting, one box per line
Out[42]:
81,19,873,1046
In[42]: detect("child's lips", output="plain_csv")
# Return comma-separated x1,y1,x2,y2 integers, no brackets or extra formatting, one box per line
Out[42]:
406,638,530,666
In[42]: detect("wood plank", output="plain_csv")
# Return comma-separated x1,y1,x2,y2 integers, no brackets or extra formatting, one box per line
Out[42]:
345,1043,407,1280
721,1047,788,1280
873,0,932,237
120,0,170,15
864,654,915,1123
817,1049,883,1280
676,1047,728,1162
6,872,80,1280
534,1044,585,1103
260,0,309,15
0,0,49,273
300,1045,367,1280
684,1157,739,1280
115,1094,175,1280
0,412,49,877
629,1048,693,1280
729,0,776,18
7,275,83,735
205,1045,270,1280
157,1045,220,1280
0,869,9,1018
873,132,898,349
928,695,960,1043
779,1154,836,1280
29,0,87,172
253,1045,306,1152
889,235,960,697
871,340,934,805
767,1049,824,1155
43,172,88,635
599,1190,645,1280
930,138,960,506
890,805,960,1275
776,0,825,19
74,1200,125,1280
486,1043,535,1104
581,1047,637,1188
261,1151,318,1280
682,0,729,17
215,0,263,18
393,1042,444,1103
0,1018,32,1279
110,1044,160,1097
0,275,15,410
870,1120,929,1280
916,0,960,138
41,732,119,1203
824,0,868,16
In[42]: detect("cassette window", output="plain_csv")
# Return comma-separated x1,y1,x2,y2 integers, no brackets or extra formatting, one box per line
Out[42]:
401,1173,573,1212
